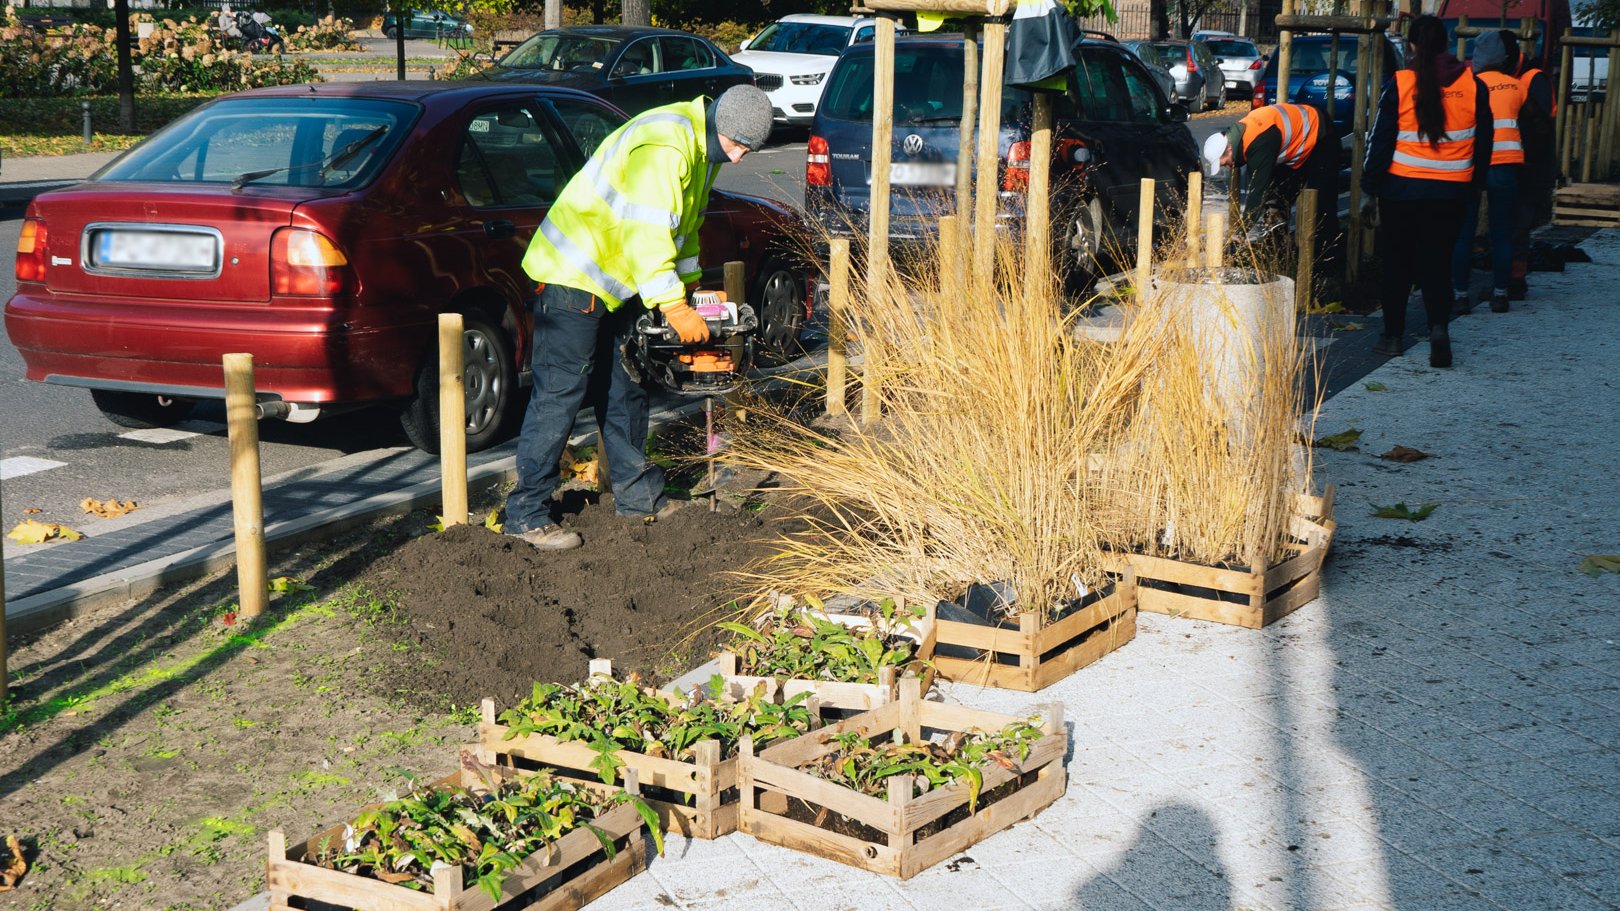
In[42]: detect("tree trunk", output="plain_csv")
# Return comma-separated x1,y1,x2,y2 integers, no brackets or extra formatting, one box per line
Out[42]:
621,0,649,28
395,1,407,80
591,0,606,24
114,0,135,133
1152,0,1171,40
545,0,562,29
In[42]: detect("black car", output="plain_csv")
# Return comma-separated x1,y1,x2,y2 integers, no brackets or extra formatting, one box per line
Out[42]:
475,26,756,118
807,34,1198,286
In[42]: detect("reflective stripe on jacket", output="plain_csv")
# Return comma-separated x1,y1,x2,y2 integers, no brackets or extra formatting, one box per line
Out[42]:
1389,69,1478,182
1479,70,1526,165
522,99,718,311
1240,103,1320,168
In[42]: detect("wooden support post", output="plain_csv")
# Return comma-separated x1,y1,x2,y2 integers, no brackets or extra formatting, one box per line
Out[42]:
870,15,897,298
1603,46,1620,176
1205,211,1225,270
224,353,267,620
1135,177,1155,301
939,214,961,297
1277,0,1296,95
1557,38,1572,174
957,21,979,242
437,313,467,527
722,259,748,426
1583,99,1599,183
1326,31,1340,121
1456,14,1468,59
1296,188,1318,312
1025,91,1054,298
826,239,850,416
1186,170,1202,269
974,18,1008,286
1348,7,1372,284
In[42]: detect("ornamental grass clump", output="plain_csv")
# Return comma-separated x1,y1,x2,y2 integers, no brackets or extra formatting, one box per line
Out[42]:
312,755,661,900
723,231,1168,618
719,595,927,683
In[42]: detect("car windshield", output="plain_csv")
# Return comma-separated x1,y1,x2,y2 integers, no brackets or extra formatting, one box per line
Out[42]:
500,33,621,70
1206,39,1257,57
748,21,852,56
95,97,414,188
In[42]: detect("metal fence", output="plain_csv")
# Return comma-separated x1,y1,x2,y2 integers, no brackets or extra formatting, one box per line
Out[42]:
1076,1,1285,44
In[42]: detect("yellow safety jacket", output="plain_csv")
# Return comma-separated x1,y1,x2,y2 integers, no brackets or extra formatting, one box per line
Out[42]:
522,98,719,311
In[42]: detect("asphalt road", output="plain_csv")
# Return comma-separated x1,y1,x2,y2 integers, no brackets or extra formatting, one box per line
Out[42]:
0,108,1265,536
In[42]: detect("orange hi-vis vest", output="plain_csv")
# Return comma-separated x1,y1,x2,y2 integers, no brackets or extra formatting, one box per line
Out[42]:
1390,69,1477,182
1519,66,1555,117
1239,103,1321,168
1478,70,1525,165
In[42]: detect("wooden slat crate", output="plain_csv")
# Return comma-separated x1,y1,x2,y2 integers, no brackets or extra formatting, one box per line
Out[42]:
1125,486,1337,629
713,600,938,711
930,575,1138,692
266,761,647,911
738,678,1066,880
1553,184,1620,227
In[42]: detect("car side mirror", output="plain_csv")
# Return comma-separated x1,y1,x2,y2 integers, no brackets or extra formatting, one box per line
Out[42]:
1165,102,1190,123
738,38,750,50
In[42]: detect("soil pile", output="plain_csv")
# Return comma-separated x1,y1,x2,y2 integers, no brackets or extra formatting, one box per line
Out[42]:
363,495,785,708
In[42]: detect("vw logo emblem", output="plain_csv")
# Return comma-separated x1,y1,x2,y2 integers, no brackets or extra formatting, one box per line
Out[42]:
902,133,925,155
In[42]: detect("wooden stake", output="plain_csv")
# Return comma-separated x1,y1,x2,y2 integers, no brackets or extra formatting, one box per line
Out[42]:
1296,188,1319,312
1186,170,1203,269
1025,91,1054,298
974,18,1008,286
1456,14,1468,59
722,258,748,425
224,353,267,620
1135,177,1155,301
438,312,467,527
1277,0,1297,94
1348,6,1372,284
957,21,979,243
1205,211,1225,270
1326,31,1340,121
826,238,850,416
870,15,897,297
1603,46,1620,176
1557,39,1573,175
1583,99,1599,183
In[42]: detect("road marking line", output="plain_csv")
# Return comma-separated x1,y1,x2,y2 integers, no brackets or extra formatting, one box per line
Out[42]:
119,421,227,445
0,456,68,480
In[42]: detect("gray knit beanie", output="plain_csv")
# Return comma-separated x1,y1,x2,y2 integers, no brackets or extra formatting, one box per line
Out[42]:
713,85,773,151
1472,30,1508,71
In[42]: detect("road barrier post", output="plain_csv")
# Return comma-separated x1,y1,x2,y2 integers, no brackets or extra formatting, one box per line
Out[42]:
224,353,267,620
438,313,467,526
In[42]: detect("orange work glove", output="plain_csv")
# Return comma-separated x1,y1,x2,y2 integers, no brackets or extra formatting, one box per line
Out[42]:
659,300,710,344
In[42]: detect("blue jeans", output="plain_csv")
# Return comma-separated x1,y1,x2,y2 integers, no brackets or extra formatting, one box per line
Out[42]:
1452,164,1520,294
505,284,666,532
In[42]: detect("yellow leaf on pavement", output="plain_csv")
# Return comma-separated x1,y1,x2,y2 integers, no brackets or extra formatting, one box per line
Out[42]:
6,519,83,544
0,834,27,891
80,497,140,519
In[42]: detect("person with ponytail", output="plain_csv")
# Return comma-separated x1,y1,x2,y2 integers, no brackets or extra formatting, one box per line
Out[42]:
1363,14,1492,368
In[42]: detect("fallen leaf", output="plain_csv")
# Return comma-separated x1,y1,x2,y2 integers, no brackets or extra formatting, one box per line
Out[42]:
483,509,503,534
6,519,83,544
221,611,238,628
1,835,30,891
268,576,312,594
1380,445,1431,462
559,445,599,486
1363,382,1388,392
22,507,41,515
1313,429,1363,452
1578,555,1620,578
80,497,139,519
1370,502,1440,521
1329,320,1366,332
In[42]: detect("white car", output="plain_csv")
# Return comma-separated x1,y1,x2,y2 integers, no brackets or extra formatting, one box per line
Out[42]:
732,14,902,126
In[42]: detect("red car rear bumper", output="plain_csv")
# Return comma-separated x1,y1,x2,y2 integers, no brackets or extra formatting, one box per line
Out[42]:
4,288,427,403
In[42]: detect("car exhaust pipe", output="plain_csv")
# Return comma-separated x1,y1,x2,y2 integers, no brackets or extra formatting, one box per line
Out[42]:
254,401,321,423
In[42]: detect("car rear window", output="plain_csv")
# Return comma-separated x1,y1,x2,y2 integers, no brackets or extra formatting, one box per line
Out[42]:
96,97,415,188
748,21,852,56
1150,43,1189,62
820,46,1063,125
1205,39,1258,57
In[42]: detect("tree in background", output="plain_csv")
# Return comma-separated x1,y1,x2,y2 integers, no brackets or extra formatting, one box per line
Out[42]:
114,0,134,131
1577,0,1618,27
622,0,648,26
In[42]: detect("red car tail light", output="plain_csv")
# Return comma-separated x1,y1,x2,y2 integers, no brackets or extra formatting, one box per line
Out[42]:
1056,137,1091,168
1186,48,1198,73
15,217,47,283
1249,58,1265,70
1002,140,1031,191
1252,85,1266,108
806,135,831,187
270,227,353,297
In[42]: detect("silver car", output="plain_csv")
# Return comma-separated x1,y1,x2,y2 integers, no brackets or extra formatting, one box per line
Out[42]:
1121,40,1177,103
1203,36,1265,98
1150,39,1226,111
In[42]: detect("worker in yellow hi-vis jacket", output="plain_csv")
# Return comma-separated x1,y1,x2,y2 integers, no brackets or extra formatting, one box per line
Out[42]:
503,85,773,551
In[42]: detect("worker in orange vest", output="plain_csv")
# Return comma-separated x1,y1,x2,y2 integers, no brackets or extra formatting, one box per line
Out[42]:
1202,102,1340,283
1510,30,1558,299
1363,14,1492,368
1450,30,1525,315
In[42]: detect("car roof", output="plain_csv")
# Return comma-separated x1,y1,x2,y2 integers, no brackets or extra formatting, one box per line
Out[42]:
227,82,608,105
776,14,867,26
538,25,698,39
879,32,1122,49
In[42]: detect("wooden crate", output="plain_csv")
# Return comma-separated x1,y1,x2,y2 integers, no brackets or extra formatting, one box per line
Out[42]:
267,761,647,911
738,678,1066,880
930,576,1138,692
1553,184,1620,227
713,600,938,711
1126,486,1337,629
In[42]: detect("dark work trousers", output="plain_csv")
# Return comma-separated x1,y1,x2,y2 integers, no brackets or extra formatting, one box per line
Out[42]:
505,283,666,533
1269,140,1341,281
1377,197,1467,340
1452,164,1520,294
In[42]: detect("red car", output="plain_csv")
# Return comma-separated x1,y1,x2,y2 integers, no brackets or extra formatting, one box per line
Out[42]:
6,82,809,452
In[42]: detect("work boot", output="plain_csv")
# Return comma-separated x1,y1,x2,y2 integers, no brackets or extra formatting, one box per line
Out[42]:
1372,335,1404,358
1429,328,1452,369
1508,274,1528,300
509,522,582,551
1451,292,1473,316
1490,292,1510,313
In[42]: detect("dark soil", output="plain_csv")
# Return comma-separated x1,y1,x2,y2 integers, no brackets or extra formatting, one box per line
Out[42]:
361,493,791,710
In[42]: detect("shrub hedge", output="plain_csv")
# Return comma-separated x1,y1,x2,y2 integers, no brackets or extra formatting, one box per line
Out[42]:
0,94,214,135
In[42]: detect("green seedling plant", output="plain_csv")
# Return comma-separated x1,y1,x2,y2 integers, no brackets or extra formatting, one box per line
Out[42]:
719,596,928,684
806,720,1046,814
314,754,661,900
497,673,814,786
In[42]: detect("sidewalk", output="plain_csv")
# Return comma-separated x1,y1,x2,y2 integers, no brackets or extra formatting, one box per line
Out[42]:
0,150,120,204
564,232,1616,911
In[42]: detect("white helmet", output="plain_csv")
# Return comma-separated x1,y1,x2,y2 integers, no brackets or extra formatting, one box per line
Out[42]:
1201,132,1229,179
